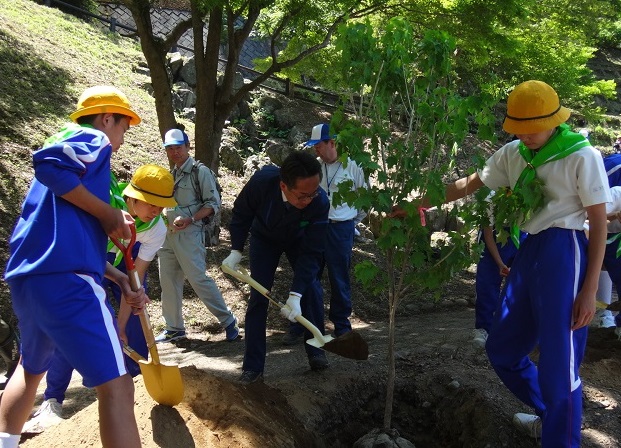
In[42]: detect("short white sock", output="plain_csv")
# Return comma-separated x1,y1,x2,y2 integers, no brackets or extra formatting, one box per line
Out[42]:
0,433,20,448
597,271,613,304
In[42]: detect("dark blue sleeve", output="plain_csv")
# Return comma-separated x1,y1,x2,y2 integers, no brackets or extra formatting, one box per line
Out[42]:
290,191,329,294
229,170,269,251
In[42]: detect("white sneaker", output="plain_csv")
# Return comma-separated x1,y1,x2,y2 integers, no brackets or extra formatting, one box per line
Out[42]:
513,412,542,438
600,314,616,328
595,309,616,328
21,398,63,434
472,328,488,349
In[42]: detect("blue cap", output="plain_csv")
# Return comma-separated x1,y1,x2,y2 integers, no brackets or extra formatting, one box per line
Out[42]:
305,124,336,146
163,128,189,146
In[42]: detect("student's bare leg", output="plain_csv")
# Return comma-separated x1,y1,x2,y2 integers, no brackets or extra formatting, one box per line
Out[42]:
95,374,141,448
0,362,45,434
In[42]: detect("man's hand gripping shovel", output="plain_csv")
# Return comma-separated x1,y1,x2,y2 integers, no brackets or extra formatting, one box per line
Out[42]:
110,224,184,406
221,264,369,361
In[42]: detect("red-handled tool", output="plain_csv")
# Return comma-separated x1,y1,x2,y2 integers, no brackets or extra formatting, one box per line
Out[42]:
110,224,184,406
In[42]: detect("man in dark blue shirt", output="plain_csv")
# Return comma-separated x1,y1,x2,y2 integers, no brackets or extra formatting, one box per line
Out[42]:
222,151,329,383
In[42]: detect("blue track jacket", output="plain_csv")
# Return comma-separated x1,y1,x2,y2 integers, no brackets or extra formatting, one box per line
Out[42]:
5,125,112,281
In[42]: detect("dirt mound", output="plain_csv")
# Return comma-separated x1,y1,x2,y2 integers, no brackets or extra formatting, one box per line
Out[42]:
21,366,318,448
17,308,621,447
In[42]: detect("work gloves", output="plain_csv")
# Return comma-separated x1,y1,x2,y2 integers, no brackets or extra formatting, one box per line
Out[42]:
222,250,242,271
280,292,302,322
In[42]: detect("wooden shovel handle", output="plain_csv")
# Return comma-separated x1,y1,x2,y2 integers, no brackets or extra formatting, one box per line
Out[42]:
123,265,161,365
220,264,327,343
112,225,161,365
139,309,160,365
129,271,159,365
123,343,146,362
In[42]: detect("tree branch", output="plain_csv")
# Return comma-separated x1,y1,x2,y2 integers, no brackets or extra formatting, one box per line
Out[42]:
163,19,194,51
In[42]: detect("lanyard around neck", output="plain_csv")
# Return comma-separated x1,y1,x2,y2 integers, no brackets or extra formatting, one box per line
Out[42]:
324,162,342,197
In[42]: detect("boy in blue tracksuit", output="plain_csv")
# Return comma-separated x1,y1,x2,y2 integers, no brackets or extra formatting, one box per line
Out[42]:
396,80,609,447
473,221,526,348
600,154,621,329
222,151,329,384
22,165,175,433
0,86,146,448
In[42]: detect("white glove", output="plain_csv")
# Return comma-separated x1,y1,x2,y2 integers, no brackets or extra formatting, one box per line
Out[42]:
280,292,302,322
222,250,242,270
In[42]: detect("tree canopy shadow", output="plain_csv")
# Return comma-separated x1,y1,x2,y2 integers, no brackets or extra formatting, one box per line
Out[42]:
0,29,73,145
0,29,75,323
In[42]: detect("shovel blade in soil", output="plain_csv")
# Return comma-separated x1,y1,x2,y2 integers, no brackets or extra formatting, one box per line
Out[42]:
607,300,621,312
322,331,369,361
138,361,184,406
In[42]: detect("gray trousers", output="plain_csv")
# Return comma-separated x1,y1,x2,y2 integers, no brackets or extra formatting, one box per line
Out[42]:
158,229,235,331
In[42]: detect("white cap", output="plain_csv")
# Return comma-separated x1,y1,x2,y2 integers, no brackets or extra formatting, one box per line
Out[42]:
163,129,188,146
305,124,336,146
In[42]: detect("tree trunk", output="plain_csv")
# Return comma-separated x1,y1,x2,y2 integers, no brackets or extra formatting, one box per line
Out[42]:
191,2,218,170
124,0,177,138
126,0,341,172
191,3,263,172
383,300,397,430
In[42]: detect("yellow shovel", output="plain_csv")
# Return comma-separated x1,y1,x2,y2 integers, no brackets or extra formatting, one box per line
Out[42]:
111,225,184,406
221,264,368,360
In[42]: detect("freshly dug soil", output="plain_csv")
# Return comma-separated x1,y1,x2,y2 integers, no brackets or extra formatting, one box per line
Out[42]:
17,301,621,447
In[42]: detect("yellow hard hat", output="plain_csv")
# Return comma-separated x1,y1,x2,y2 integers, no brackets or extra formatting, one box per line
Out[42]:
123,165,177,208
70,86,141,126
502,80,570,134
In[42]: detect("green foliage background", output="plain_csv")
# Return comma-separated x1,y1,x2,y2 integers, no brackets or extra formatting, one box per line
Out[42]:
270,0,619,115
330,20,494,299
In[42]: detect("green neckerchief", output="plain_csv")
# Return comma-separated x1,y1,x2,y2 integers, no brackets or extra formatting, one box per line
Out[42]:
606,233,621,258
502,123,591,247
107,180,162,266
514,123,590,191
109,173,127,212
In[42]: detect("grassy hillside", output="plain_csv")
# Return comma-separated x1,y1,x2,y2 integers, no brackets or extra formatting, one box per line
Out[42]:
0,0,175,324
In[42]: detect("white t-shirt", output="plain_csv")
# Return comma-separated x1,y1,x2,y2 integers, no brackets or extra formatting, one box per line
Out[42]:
107,217,166,266
135,218,167,262
606,186,621,233
478,139,611,235
319,157,368,222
